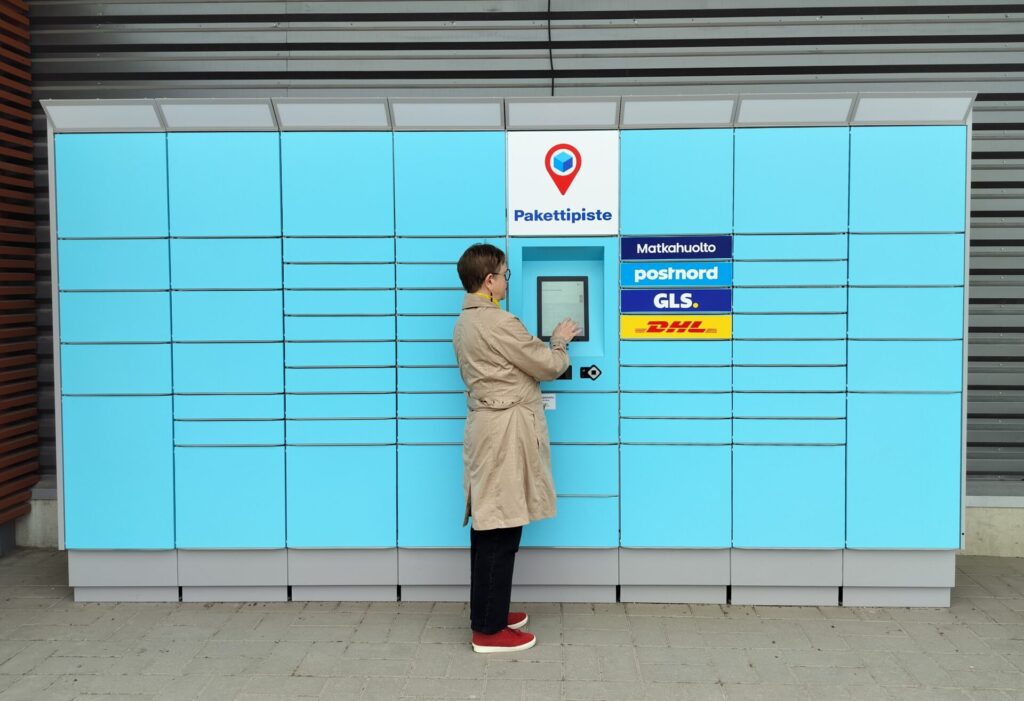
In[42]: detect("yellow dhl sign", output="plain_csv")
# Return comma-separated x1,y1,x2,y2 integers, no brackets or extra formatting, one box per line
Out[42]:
620,315,732,339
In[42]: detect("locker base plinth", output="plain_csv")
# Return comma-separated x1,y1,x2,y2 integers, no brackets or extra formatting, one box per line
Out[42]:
292,585,397,602
397,548,469,588
511,548,617,602
843,586,951,607
58,547,960,607
401,585,470,602
74,586,179,603
619,548,730,599
731,548,842,606
288,549,397,590
620,585,727,604
68,549,178,588
731,548,842,585
843,549,955,607
514,548,618,585
732,585,839,606
182,586,287,602
511,585,616,602
178,549,288,588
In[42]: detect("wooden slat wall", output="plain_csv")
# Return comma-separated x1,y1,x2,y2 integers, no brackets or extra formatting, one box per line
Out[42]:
0,0,39,528
25,0,1024,480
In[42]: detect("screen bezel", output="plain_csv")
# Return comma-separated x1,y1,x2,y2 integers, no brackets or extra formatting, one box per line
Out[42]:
536,275,590,343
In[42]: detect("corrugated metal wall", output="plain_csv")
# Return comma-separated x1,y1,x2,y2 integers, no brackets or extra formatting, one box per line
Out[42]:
1,0,40,530
27,0,1024,484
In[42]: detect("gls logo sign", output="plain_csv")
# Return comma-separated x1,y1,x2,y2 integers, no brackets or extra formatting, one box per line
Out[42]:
620,289,732,314
653,293,694,310
620,315,732,340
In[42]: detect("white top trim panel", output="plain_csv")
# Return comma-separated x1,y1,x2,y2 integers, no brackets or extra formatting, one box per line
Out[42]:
506,98,621,130
42,93,978,132
390,99,503,130
157,99,277,131
853,94,976,125
42,100,163,133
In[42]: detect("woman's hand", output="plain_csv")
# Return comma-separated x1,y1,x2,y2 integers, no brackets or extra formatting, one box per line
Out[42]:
551,317,583,343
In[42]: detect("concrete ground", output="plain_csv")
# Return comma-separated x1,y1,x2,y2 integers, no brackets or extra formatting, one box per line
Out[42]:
1,550,1024,700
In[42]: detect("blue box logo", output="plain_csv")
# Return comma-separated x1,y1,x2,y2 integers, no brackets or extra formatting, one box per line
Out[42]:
552,151,574,174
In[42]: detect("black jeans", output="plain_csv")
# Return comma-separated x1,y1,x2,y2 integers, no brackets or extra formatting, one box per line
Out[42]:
469,525,523,634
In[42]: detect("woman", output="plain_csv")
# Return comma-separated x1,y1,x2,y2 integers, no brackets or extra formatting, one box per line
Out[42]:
452,243,581,653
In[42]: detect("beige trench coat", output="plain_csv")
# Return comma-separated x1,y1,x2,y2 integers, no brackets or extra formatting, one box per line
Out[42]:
453,293,570,530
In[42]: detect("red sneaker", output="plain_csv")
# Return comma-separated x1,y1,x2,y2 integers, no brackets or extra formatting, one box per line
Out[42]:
472,627,536,653
507,612,528,630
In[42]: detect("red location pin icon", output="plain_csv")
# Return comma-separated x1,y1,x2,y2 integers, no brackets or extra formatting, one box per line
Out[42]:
545,143,581,195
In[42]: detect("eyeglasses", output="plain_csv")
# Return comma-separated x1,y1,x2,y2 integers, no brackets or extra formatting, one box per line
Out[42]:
492,268,511,281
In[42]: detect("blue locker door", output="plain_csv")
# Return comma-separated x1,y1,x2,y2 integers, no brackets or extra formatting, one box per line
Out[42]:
733,445,845,548
62,396,174,549
397,445,469,547
174,343,284,394
175,446,286,548
58,239,170,291
850,126,967,233
60,344,172,395
168,132,281,237
620,129,733,235
621,445,730,548
282,132,395,236
521,497,618,547
172,291,283,342
171,238,283,290
394,132,506,236
734,127,849,234
287,446,397,547
55,133,169,238
60,292,171,343
848,393,961,549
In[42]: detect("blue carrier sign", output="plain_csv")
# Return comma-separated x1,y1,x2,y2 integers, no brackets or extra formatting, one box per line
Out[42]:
621,288,732,313
621,236,732,261
621,261,733,287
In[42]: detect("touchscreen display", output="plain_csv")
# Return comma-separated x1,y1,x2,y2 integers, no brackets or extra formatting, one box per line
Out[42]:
537,276,589,342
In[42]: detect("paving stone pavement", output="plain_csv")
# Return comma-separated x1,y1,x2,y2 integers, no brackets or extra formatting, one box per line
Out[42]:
2,549,1024,700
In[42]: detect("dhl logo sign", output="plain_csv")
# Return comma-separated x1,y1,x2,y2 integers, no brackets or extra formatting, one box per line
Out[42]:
620,315,732,340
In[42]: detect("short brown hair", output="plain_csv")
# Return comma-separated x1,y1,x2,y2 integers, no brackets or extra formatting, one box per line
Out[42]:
457,243,506,293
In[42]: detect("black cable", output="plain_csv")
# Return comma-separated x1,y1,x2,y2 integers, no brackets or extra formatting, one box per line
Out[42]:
547,0,554,95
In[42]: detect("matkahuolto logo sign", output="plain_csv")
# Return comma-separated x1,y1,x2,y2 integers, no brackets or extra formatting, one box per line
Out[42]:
508,131,618,236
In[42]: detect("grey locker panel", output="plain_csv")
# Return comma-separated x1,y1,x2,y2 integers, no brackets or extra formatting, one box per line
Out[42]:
74,586,179,603
513,549,618,586
288,549,398,586
68,549,177,587
397,549,470,586
731,549,842,606
178,549,288,586
619,549,729,586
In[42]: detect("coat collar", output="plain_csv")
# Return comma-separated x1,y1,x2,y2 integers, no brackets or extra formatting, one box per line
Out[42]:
462,293,501,311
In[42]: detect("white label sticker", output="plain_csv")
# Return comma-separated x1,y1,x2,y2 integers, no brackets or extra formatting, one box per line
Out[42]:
541,393,556,411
